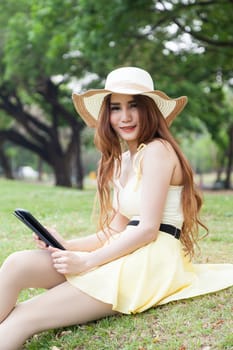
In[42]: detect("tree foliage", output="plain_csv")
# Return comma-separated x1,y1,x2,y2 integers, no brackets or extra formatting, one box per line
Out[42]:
0,0,86,187
0,0,232,187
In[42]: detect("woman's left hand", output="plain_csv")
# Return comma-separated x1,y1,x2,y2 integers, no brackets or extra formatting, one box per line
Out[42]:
49,247,91,275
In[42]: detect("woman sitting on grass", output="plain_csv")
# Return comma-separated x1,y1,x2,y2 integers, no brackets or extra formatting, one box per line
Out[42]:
0,67,233,350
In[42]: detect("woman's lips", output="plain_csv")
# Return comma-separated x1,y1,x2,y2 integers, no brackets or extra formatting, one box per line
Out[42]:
120,125,136,133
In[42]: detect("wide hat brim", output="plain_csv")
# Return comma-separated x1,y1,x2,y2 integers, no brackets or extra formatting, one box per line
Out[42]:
72,89,188,128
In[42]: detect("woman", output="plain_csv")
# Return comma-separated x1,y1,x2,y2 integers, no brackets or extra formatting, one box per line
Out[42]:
0,67,232,349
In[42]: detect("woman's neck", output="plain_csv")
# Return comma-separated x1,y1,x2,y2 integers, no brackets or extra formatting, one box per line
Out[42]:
126,142,138,157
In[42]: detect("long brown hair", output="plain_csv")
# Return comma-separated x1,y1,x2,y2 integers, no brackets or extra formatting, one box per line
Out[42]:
94,94,208,257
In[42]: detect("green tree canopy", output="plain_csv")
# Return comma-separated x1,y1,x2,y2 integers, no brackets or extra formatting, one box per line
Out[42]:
0,0,232,187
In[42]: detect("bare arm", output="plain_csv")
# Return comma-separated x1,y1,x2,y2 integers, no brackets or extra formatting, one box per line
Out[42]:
65,211,130,252
51,141,180,275
65,179,129,251
34,184,129,252
86,141,176,268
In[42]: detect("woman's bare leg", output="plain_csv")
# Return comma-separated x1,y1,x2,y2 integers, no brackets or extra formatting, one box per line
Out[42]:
0,282,117,350
0,250,65,322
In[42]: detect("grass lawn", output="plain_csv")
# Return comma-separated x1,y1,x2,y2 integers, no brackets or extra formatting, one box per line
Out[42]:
0,179,232,350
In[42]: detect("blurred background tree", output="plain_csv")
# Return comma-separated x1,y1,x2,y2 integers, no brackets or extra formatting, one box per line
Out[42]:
0,0,232,188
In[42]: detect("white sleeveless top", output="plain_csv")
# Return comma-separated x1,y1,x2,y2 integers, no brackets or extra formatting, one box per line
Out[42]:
113,145,184,229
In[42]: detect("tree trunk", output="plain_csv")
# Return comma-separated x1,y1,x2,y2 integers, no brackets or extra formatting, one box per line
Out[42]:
75,151,84,189
224,124,233,189
215,167,222,182
0,141,14,179
53,157,72,187
74,128,84,189
0,79,85,188
37,157,43,181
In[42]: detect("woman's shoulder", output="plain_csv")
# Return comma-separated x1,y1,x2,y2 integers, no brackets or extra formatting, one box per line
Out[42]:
144,139,174,157
144,139,183,186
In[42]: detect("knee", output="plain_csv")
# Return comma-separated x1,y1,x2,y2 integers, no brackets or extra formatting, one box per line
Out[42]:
1,250,33,276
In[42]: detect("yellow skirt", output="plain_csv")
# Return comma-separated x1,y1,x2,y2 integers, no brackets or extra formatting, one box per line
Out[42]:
66,232,233,314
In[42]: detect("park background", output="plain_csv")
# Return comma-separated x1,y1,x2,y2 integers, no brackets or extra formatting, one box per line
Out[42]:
0,1,232,349
0,0,232,190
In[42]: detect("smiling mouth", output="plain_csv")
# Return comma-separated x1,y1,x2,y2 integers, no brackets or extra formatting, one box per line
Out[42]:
120,125,136,131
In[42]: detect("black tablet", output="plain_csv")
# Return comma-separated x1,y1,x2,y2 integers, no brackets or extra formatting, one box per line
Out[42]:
14,208,65,250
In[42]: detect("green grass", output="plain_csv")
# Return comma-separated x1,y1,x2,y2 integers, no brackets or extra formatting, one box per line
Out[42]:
0,179,232,350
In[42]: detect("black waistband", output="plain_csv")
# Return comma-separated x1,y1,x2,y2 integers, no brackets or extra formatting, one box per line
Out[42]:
127,220,181,239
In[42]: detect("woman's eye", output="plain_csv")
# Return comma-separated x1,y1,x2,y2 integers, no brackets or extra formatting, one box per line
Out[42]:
110,106,120,111
130,102,137,108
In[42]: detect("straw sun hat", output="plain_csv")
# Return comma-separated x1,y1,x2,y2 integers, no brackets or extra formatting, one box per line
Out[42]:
72,67,187,127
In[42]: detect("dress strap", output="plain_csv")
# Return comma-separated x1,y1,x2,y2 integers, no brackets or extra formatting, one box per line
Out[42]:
133,143,146,191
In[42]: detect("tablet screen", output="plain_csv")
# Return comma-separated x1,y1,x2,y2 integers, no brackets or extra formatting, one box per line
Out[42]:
14,208,65,250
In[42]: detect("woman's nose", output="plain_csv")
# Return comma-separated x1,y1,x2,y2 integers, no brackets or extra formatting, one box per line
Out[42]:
121,107,132,121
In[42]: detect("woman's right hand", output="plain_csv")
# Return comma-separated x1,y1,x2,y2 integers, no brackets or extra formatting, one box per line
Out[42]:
33,227,67,250
33,232,48,249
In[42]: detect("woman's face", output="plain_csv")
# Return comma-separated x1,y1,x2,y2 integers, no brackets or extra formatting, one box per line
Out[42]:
109,94,140,146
